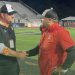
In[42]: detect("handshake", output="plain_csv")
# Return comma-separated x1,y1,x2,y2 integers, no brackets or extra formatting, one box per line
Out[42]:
15,51,28,58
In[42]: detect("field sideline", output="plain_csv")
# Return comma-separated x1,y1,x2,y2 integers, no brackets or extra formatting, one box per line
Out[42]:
15,27,75,50
14,27,75,75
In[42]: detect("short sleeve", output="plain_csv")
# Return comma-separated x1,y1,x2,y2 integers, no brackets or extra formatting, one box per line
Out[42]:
0,43,6,53
0,31,6,53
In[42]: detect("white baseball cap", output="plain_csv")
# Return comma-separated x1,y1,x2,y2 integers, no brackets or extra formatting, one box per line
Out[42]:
0,4,17,15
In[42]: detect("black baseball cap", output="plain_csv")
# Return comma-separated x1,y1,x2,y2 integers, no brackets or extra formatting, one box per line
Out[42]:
37,8,58,20
0,4,17,15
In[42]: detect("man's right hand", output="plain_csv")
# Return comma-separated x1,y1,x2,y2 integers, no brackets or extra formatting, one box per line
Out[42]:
16,51,28,58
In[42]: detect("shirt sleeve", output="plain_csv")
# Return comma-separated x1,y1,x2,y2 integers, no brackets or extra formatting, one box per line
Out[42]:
0,30,7,53
62,46,75,69
59,30,75,50
26,45,39,57
0,43,7,53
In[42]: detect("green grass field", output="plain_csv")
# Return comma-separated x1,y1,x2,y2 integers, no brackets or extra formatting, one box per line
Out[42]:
15,28,41,50
14,27,75,75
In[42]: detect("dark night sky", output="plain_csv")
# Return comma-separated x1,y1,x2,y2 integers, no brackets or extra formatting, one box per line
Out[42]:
2,0,75,19
21,0,75,19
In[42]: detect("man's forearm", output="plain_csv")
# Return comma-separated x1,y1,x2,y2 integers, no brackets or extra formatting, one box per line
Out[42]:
0,43,26,58
2,47,22,57
0,47,26,58
2,47,16,56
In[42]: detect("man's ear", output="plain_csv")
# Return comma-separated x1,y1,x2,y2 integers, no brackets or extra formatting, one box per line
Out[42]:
0,13,3,17
0,13,5,19
1,13,5,18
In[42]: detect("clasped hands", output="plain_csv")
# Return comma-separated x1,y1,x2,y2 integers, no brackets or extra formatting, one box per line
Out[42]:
16,51,28,58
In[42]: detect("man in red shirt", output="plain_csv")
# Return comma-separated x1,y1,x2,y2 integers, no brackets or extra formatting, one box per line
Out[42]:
25,8,75,75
